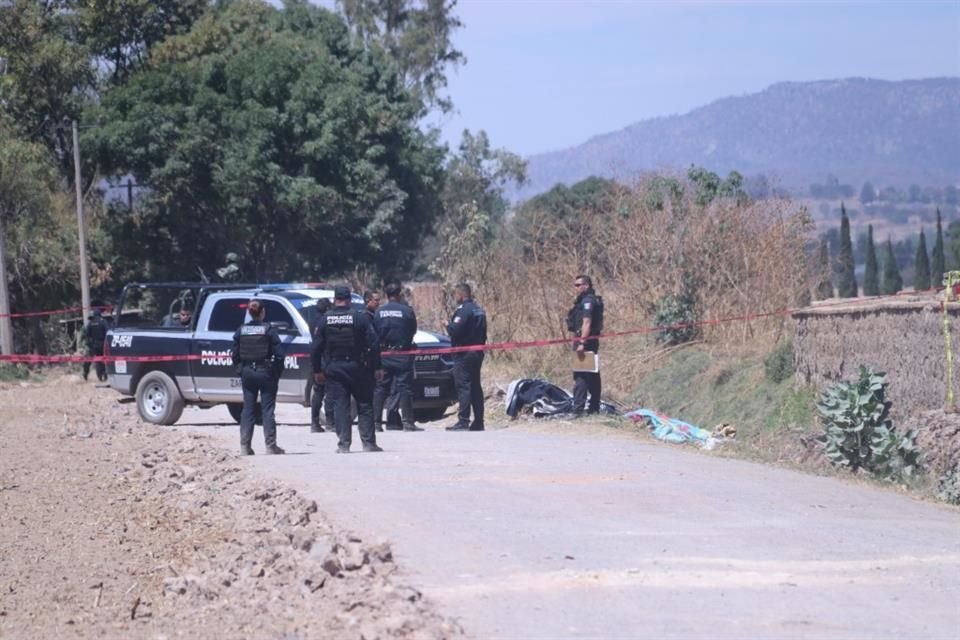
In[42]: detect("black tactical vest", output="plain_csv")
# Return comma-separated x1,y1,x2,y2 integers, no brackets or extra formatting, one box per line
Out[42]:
236,323,271,362
324,308,358,359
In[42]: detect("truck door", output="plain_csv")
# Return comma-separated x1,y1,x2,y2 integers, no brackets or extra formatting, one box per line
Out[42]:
191,296,247,401
257,299,312,402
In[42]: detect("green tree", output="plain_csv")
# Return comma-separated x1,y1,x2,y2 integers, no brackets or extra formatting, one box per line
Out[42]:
337,0,464,114
931,208,945,288
0,0,94,179
91,0,446,282
0,121,58,354
687,166,747,207
512,176,623,242
81,0,209,85
914,228,931,291
430,129,526,284
0,0,206,180
863,224,879,296
837,203,857,297
881,237,903,295
816,237,834,300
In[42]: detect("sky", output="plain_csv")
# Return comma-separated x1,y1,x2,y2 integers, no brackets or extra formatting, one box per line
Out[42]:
426,0,960,157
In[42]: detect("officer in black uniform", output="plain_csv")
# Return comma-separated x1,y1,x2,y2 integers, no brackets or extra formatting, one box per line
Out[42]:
82,309,109,382
568,274,602,414
230,299,285,455
311,286,384,453
309,298,335,433
373,282,422,432
446,283,487,431
364,290,381,320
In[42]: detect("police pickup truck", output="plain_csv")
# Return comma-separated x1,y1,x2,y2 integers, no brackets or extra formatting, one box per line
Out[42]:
105,283,456,425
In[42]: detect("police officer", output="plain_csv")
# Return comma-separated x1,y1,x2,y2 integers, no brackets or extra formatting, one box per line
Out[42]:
311,286,384,453
230,299,285,455
446,283,487,431
373,283,421,432
364,290,381,320
309,299,335,433
82,309,109,382
568,274,603,414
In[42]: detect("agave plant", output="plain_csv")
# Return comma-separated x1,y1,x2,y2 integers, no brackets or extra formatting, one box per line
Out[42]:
816,366,922,482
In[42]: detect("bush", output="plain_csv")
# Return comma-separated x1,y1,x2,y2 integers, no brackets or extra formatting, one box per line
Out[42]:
653,293,698,346
816,366,922,483
0,363,31,382
764,341,794,383
937,465,960,505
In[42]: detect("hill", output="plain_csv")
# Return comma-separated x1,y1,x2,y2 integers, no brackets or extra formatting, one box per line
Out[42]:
517,78,960,201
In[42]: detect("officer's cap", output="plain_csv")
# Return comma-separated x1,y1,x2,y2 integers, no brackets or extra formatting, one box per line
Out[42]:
333,285,351,300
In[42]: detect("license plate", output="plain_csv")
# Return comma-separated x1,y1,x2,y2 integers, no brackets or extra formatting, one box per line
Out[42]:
424,386,440,398
115,360,127,374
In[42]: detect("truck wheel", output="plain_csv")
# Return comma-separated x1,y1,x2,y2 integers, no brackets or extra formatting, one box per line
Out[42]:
227,402,262,426
135,371,184,425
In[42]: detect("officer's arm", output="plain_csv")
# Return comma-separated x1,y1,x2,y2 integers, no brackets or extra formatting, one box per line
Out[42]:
230,329,242,371
270,329,284,355
409,310,418,343
364,316,382,370
310,328,324,373
447,308,466,340
578,316,592,348
577,301,592,350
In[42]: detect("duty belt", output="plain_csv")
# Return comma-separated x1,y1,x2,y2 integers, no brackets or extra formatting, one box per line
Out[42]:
383,345,411,351
242,360,272,368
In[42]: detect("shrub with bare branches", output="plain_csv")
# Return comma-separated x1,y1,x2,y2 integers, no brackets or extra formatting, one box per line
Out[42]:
429,173,814,402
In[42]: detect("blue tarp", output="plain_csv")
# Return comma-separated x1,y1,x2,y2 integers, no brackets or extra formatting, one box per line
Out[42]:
624,408,719,449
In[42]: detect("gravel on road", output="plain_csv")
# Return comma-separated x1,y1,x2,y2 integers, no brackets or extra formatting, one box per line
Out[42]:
0,375,465,640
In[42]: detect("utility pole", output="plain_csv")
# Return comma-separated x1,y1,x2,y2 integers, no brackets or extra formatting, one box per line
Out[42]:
73,120,91,325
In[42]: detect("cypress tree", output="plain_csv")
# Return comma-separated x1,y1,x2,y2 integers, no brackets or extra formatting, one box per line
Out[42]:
837,203,858,297
914,228,931,290
816,237,834,300
863,224,880,296
881,237,903,295
932,208,945,288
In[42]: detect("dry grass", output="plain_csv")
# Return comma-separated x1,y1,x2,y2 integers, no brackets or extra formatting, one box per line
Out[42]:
422,176,814,403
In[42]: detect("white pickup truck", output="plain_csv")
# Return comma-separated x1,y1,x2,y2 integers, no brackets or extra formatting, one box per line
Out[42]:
105,282,456,425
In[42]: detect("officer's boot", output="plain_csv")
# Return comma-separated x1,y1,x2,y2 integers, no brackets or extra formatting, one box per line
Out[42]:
400,398,422,431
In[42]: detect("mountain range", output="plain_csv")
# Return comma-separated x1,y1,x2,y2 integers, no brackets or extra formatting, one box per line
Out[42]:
516,78,960,201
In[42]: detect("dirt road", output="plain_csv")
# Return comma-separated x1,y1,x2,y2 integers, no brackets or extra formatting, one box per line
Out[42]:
4,377,959,639
0,377,464,639
185,403,960,640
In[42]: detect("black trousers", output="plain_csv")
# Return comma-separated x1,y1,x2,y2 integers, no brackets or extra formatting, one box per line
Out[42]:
325,360,376,450
373,355,414,429
453,351,484,428
83,347,106,381
573,371,602,414
311,381,335,426
240,365,278,447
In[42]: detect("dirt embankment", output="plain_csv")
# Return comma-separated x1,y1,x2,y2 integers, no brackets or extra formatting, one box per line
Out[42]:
0,375,465,639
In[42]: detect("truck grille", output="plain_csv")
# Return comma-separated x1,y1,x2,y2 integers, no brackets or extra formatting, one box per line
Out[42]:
414,353,446,374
